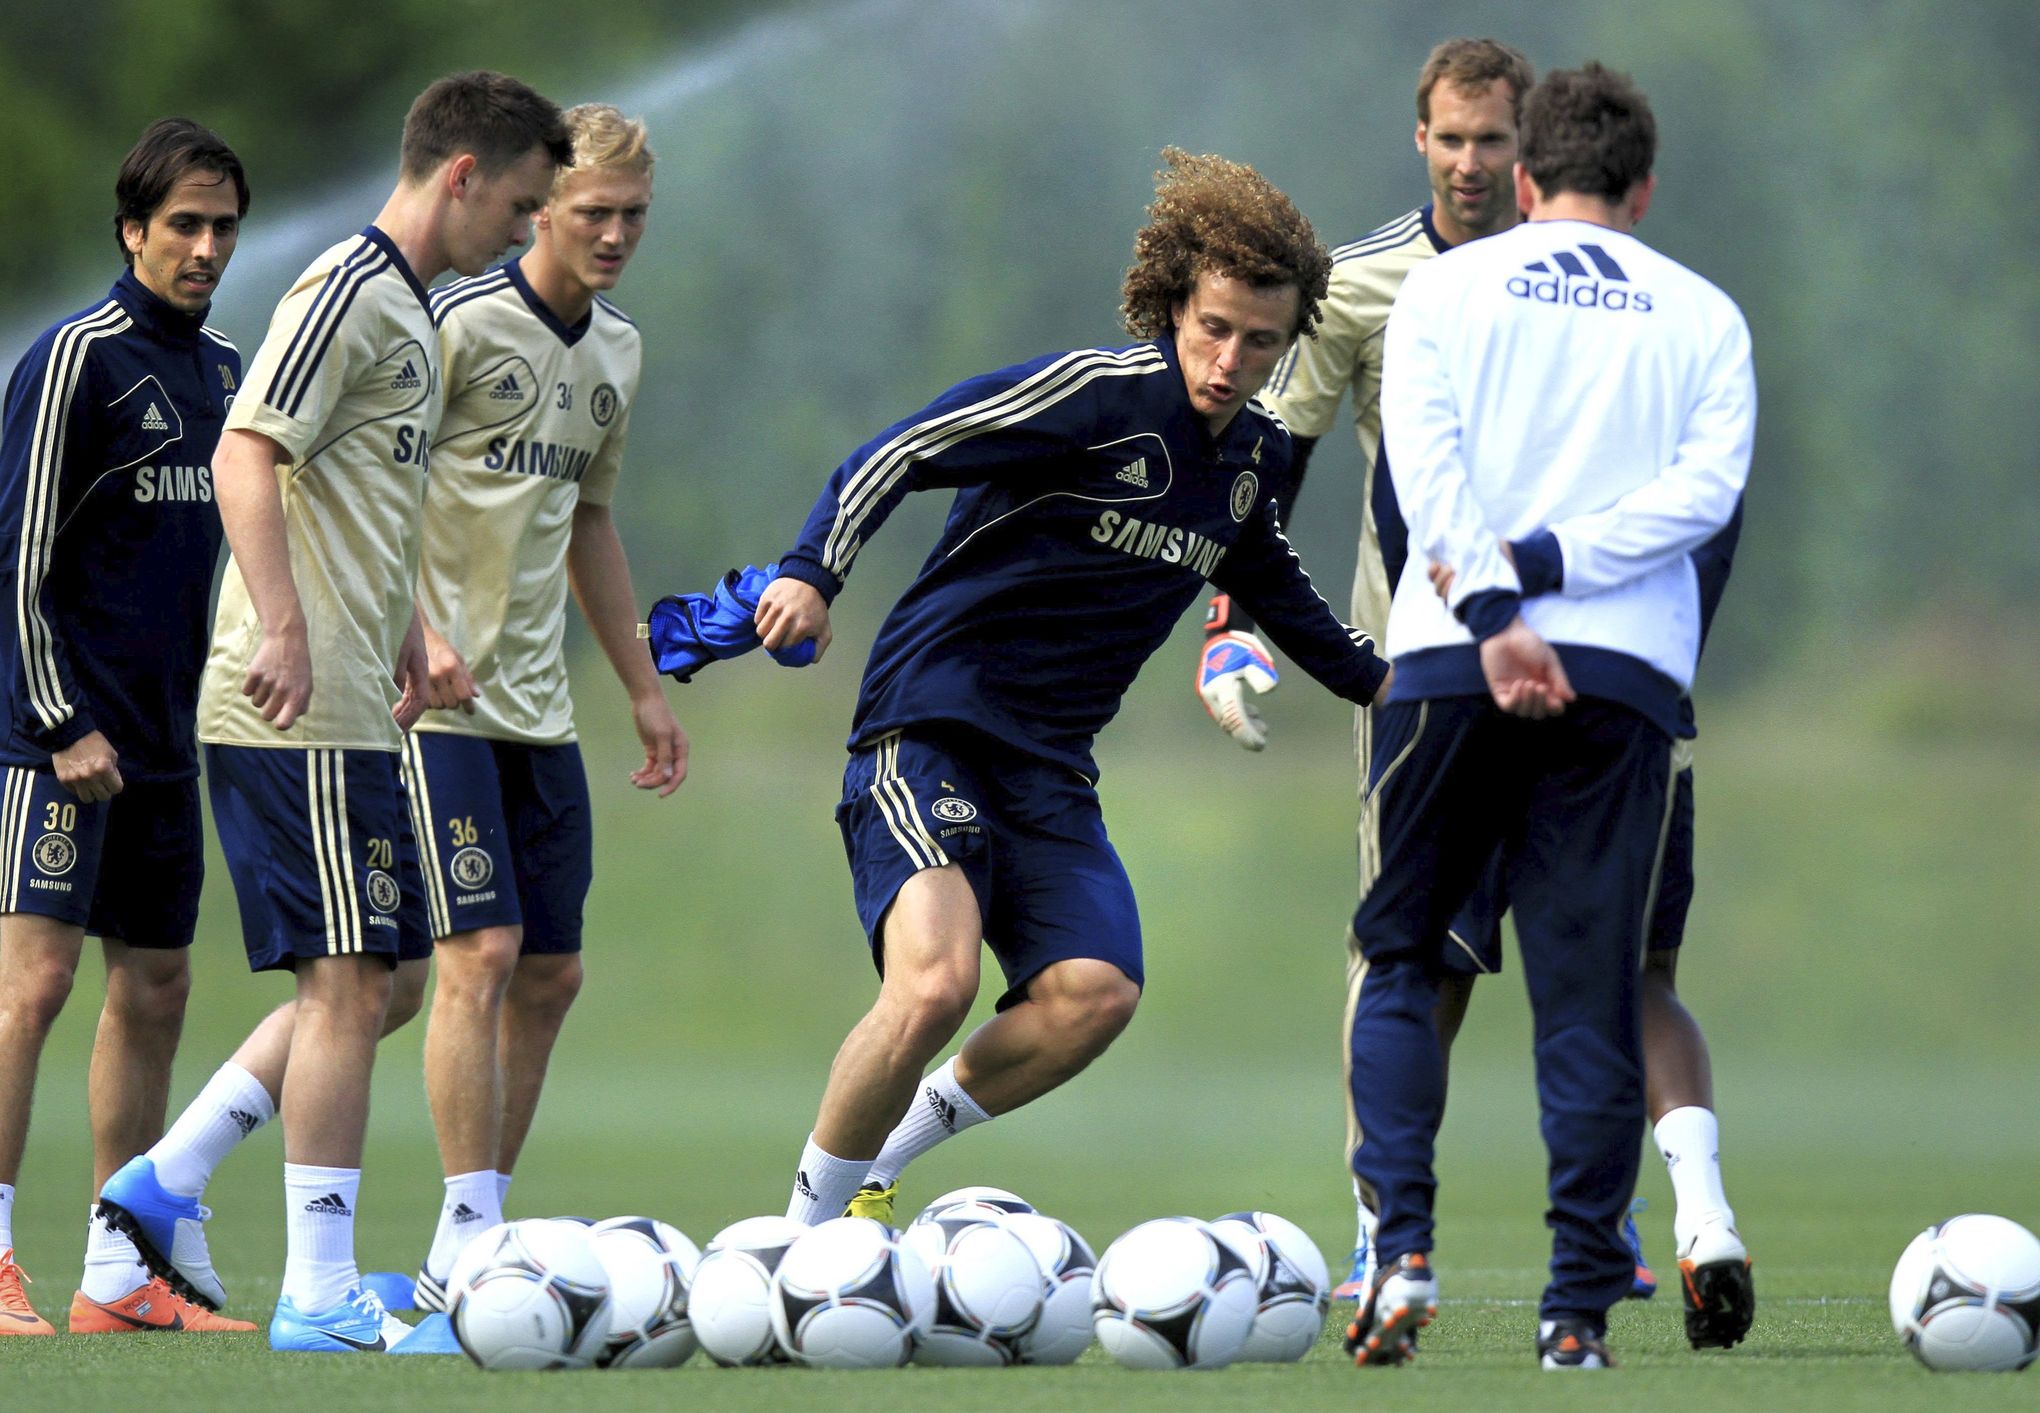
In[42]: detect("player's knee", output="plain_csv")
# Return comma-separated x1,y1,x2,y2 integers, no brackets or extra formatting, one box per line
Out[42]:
433,929,520,1008
5,952,79,1030
1034,963,1140,1051
511,954,583,1027
889,965,976,1048
383,961,429,1033
108,956,192,1030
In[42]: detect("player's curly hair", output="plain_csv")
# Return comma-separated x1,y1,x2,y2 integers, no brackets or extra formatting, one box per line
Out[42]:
1120,147,1331,342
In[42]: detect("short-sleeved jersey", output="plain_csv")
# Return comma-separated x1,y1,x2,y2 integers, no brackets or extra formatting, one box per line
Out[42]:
1260,206,1447,641
775,335,1387,782
412,261,640,745
0,270,238,780
199,227,440,752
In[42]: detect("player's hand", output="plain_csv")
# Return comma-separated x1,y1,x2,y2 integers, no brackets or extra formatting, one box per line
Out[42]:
392,621,432,732
1428,561,1455,601
52,730,123,803
243,624,313,731
1198,630,1279,751
422,625,481,715
629,691,688,797
1479,618,1575,719
756,578,831,662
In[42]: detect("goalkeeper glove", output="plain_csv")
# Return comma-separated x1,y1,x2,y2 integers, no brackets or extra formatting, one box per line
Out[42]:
1197,593,1278,751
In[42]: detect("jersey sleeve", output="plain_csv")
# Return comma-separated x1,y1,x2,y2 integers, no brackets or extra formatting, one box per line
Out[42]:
0,333,102,752
1379,267,1523,627
1542,313,1756,595
776,349,1138,601
229,265,379,462
1208,495,1388,705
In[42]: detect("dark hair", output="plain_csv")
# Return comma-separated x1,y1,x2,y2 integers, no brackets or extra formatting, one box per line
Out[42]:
112,118,249,266
1122,148,1331,342
1520,62,1657,201
400,70,570,182
1416,37,1535,125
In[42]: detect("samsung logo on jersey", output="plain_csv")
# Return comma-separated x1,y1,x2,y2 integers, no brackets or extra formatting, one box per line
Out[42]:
1506,272,1654,312
133,466,213,502
483,436,592,483
1088,510,1228,577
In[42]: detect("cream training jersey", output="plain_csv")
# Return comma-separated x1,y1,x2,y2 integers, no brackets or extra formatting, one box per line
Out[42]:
414,261,637,744
199,227,439,752
1260,205,1447,639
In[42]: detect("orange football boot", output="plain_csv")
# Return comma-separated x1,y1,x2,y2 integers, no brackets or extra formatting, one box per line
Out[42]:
0,1248,55,1335
68,1277,257,1333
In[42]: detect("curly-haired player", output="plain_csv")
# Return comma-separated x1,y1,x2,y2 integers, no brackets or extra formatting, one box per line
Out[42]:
743,149,1380,1224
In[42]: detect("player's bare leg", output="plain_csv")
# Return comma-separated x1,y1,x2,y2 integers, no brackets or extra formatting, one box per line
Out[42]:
951,959,1140,1114
497,952,583,1176
789,866,981,1222
0,916,85,1333
1641,949,1711,1118
90,942,191,1188
414,927,518,1298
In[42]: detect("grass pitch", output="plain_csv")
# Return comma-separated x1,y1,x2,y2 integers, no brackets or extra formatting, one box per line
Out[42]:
1,638,2034,1409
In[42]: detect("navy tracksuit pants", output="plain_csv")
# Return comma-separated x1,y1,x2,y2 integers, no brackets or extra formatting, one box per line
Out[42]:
1347,694,1671,1325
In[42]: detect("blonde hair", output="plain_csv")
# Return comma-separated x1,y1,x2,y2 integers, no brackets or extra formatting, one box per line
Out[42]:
551,103,654,196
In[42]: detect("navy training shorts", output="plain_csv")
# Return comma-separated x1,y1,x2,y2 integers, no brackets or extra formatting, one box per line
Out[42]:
0,769,202,948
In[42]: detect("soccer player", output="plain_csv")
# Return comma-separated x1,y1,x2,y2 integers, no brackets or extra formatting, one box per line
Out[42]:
400,102,683,1310
0,120,256,1337
97,72,567,1354
1339,63,1755,1369
748,149,1390,1227
1240,39,1748,1338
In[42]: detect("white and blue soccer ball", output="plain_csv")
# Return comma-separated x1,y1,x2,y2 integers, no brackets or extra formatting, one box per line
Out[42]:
690,1215,806,1366
915,1185,1037,1225
1890,1213,2040,1372
589,1216,702,1369
902,1213,1045,1366
1209,1210,1331,1362
448,1218,613,1371
1091,1217,1257,1370
1000,1212,1097,1364
769,1216,934,1369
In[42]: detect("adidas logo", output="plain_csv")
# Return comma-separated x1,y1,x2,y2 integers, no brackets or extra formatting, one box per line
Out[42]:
1507,242,1653,312
1115,456,1150,488
925,1085,959,1133
451,1202,484,1223
228,1108,260,1136
487,373,523,401
140,402,168,431
390,359,422,390
304,1192,353,1216
794,1170,818,1201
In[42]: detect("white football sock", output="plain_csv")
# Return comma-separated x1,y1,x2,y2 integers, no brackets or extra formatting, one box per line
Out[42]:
424,1170,502,1281
80,1208,150,1301
282,1164,362,1315
1354,1177,1379,1250
1655,1105,1734,1246
865,1057,991,1188
786,1135,871,1225
0,1183,14,1253
150,1062,275,1197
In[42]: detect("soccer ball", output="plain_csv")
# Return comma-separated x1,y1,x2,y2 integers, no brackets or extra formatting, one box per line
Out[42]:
1091,1217,1257,1370
914,1185,1036,1224
589,1216,701,1368
448,1218,613,1371
690,1215,805,1366
902,1214,1045,1365
1209,1210,1331,1362
1889,1214,2040,1372
1000,1212,1097,1364
769,1216,935,1369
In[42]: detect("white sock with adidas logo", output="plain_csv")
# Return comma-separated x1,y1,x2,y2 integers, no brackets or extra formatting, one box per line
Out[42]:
424,1170,503,1284
785,1136,872,1225
283,1164,362,1315
865,1056,991,1189
150,1062,275,1198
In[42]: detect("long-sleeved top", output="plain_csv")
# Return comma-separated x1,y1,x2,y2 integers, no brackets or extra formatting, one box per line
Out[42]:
777,334,1387,781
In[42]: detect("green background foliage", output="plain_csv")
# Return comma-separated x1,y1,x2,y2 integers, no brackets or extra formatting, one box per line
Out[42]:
0,0,2035,1402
